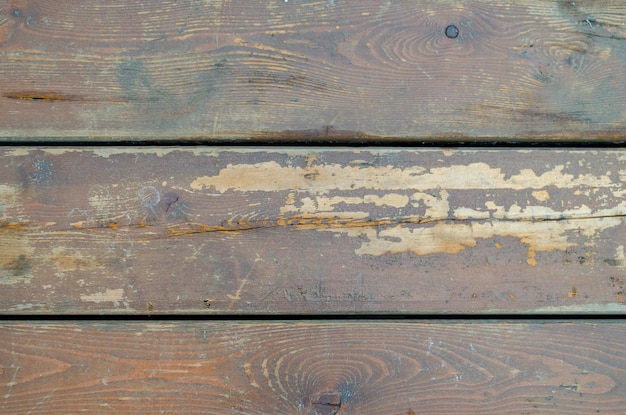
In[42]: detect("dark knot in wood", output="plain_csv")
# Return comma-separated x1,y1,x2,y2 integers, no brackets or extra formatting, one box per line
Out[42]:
312,391,342,415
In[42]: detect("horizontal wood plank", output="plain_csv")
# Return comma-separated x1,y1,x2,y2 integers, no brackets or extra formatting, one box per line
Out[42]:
1,321,625,414
1,1,626,141
1,147,625,314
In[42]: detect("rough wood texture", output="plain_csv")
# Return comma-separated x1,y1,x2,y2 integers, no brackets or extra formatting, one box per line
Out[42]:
1,321,625,414
1,0,625,141
2,147,625,314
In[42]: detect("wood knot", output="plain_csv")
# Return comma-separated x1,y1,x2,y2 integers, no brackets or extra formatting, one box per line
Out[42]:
312,391,342,415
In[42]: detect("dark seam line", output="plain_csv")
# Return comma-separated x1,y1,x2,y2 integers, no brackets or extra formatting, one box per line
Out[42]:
0,314,624,322
1,140,625,148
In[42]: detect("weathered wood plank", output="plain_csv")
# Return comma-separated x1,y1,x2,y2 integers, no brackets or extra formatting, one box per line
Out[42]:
1,1,625,141
1,321,624,414
1,147,625,314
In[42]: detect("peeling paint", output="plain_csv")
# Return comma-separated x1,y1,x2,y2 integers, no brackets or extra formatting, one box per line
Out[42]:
92,148,182,158
190,161,615,193
80,288,125,305
280,193,409,214
344,217,622,260
187,159,625,262
527,303,626,313
532,190,550,201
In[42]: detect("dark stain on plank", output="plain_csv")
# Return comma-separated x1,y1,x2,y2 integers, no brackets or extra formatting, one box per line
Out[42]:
6,254,31,277
250,128,382,142
117,57,161,102
3,91,85,102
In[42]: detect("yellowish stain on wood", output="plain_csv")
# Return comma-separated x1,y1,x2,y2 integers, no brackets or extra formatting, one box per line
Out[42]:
1,185,33,285
80,288,126,306
51,247,104,271
0,184,21,212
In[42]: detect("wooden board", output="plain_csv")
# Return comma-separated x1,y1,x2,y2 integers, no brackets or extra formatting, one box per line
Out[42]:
1,321,625,414
3,2,625,415
1,0,626,141
2,147,625,314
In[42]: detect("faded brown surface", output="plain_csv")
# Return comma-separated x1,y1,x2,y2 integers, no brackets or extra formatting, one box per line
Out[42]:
1,147,625,314
1,321,625,414
1,0,626,141
3,2,625,414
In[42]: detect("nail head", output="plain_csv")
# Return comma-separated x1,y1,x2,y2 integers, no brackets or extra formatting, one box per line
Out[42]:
445,24,459,39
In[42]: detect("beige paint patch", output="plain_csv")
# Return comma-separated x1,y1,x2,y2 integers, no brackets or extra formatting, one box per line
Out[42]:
280,193,409,215
6,146,207,158
190,161,614,193
278,189,626,262
326,216,622,264
411,191,449,218
185,157,626,264
80,288,125,306
192,161,426,193
91,147,185,158
90,146,327,159
4,149,31,157
532,190,550,201
454,208,490,220
612,245,626,268
527,303,626,313
352,219,577,256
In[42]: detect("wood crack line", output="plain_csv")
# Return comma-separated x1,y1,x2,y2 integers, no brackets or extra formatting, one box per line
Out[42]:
585,32,626,40
164,213,626,238
1,214,624,237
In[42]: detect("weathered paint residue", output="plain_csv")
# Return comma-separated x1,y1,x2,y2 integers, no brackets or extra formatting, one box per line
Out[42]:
188,159,625,264
190,161,614,192
80,288,125,306
280,193,410,215
349,217,622,265
0,184,21,213
1,184,33,284
612,245,626,268
532,190,550,201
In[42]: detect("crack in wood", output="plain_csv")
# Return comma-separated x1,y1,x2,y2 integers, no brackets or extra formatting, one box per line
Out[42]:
2,213,625,237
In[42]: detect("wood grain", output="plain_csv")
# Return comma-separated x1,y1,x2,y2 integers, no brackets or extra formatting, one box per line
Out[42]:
1,147,625,314
1,0,625,141
1,321,625,414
